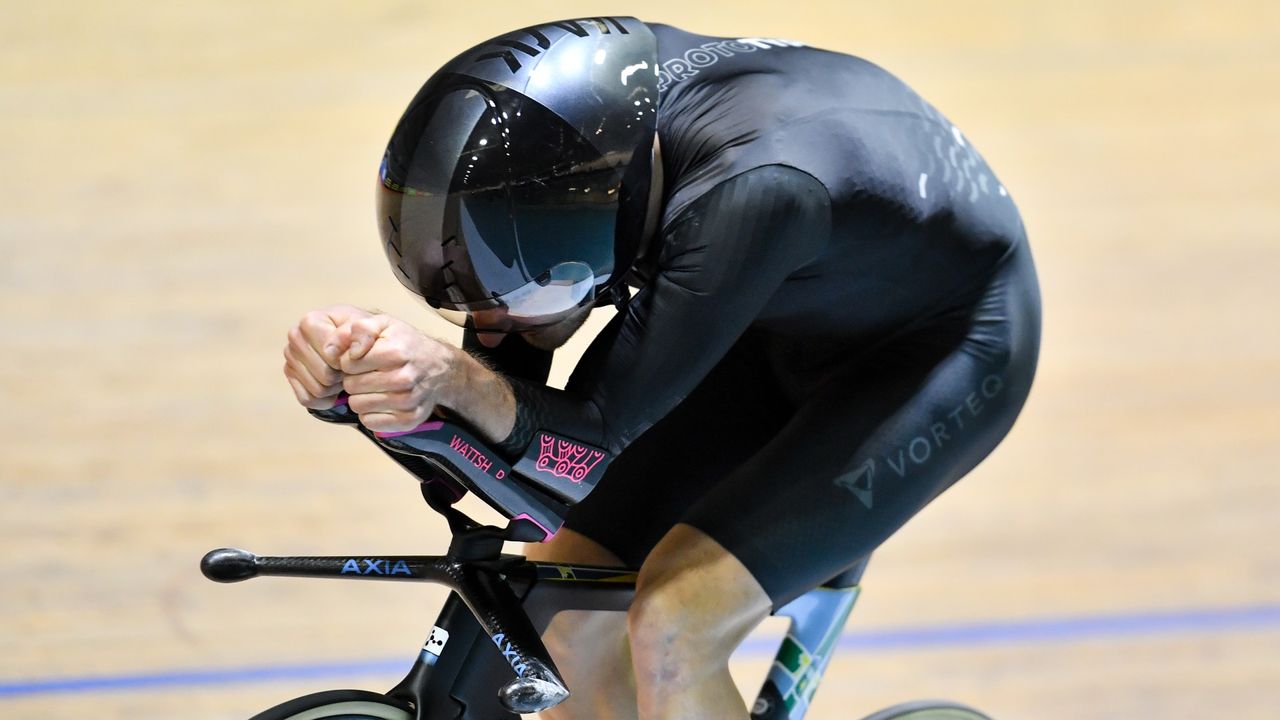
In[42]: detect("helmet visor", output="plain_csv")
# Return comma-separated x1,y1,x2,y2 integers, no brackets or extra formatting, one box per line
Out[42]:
378,81,632,332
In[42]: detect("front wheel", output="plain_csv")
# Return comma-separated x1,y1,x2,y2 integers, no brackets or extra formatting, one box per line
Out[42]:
859,699,993,720
249,689,413,720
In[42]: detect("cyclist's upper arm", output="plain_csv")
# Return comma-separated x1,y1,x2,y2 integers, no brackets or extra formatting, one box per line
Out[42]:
502,165,832,457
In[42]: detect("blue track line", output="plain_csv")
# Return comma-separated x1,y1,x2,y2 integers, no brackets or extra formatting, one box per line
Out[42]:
0,658,406,699
739,601,1280,654
3,603,1278,699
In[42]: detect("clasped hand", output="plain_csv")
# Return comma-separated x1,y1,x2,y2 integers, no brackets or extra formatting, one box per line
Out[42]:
282,305,458,432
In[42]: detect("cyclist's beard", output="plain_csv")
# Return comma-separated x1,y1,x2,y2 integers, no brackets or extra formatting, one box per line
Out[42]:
519,306,592,351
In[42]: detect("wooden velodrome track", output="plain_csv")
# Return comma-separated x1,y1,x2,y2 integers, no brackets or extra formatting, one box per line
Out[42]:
2,1,1277,718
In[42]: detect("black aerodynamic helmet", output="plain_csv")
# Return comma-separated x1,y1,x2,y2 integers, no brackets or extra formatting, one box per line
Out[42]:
378,16,660,332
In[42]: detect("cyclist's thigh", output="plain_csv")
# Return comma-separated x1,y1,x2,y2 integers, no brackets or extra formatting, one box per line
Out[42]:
524,526,627,567
683,247,1041,608
560,329,794,569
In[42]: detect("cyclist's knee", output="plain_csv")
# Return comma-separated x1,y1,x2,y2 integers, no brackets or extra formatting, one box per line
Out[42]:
629,588,725,671
628,525,769,672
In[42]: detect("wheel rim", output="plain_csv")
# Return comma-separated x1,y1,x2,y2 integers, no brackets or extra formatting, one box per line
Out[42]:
859,700,992,720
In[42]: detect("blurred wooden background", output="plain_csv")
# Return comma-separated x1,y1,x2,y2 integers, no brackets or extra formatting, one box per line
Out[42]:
1,1,1277,717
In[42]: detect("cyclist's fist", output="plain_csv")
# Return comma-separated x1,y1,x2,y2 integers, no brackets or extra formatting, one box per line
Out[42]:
283,305,373,410
334,314,459,433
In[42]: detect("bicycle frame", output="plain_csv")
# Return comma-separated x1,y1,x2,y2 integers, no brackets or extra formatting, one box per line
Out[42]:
203,544,862,720
202,398,866,718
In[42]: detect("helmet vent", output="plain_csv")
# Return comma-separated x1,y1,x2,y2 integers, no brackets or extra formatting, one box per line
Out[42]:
549,18,630,36
473,17,632,74
475,49,525,74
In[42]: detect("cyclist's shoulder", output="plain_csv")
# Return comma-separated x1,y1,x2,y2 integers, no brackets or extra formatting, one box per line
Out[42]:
646,21,886,96
661,164,831,239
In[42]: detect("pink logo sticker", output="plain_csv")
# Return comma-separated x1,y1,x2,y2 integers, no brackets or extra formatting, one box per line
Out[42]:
535,434,605,483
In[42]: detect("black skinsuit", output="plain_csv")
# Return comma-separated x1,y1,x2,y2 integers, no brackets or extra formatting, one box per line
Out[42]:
469,23,1042,607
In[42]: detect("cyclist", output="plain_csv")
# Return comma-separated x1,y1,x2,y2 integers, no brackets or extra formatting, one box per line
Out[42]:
282,17,1041,720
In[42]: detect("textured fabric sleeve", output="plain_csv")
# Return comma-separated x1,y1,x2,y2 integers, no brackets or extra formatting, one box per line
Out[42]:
497,165,832,457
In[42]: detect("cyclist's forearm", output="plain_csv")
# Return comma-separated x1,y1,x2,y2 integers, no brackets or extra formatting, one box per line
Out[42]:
442,347,517,444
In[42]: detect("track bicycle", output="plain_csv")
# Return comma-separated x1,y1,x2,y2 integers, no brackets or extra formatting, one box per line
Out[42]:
202,396,992,719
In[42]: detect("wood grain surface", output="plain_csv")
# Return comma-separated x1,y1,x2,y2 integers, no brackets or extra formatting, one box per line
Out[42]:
2,1,1277,718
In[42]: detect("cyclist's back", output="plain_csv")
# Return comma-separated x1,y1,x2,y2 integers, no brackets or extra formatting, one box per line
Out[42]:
651,23,1028,346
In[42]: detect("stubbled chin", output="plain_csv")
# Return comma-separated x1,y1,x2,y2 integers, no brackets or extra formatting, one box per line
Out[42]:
516,307,591,351
520,330,565,351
